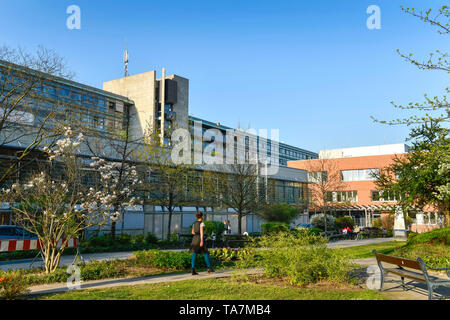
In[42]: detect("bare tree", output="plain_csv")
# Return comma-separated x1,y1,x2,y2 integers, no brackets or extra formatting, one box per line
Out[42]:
305,158,349,232
140,129,194,240
207,163,267,235
0,45,75,186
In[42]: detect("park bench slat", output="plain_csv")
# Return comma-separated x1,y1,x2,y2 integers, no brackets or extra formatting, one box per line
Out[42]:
373,250,450,300
383,268,428,282
374,252,421,270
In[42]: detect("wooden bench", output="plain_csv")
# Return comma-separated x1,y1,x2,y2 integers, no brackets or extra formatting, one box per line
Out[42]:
373,250,450,300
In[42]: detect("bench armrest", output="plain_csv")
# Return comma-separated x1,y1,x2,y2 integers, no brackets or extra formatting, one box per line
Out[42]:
419,260,450,278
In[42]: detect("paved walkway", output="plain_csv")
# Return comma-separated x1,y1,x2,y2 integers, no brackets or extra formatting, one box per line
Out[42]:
327,237,395,249
1,237,396,271
353,258,450,300
27,268,264,297
20,251,449,300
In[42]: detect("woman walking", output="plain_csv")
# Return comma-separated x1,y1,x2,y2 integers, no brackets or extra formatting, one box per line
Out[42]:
190,212,214,275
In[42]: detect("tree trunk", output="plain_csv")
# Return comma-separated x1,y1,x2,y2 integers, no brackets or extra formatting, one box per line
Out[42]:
238,213,242,235
167,208,173,241
444,209,450,228
111,221,116,240
110,204,118,240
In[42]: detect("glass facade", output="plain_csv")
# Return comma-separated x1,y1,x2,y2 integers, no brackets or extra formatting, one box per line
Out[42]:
0,65,131,136
188,117,318,167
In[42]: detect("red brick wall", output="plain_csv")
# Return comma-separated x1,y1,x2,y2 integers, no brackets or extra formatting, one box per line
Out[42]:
288,154,405,207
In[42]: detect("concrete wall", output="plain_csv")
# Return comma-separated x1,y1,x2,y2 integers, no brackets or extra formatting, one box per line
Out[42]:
164,74,189,130
103,71,157,140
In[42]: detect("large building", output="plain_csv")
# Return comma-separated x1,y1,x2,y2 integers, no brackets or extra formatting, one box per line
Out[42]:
289,144,445,231
0,62,316,236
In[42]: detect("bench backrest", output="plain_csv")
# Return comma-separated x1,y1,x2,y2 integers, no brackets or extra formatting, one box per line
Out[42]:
373,250,421,270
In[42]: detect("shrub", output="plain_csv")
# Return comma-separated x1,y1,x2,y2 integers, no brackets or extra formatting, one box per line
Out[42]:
207,221,226,239
372,218,382,229
191,221,226,239
134,250,200,270
80,260,126,280
261,222,290,234
131,234,145,244
145,232,159,244
169,232,179,243
407,227,449,245
336,217,355,230
310,214,336,231
259,203,300,224
209,248,254,264
0,271,30,300
236,232,354,286
87,235,113,247
116,233,132,245
309,228,323,235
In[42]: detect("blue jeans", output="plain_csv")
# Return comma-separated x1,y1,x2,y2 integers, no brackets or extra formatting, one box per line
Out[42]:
192,253,211,269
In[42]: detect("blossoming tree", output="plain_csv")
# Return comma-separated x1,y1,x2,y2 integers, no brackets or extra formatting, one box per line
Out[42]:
2,127,136,273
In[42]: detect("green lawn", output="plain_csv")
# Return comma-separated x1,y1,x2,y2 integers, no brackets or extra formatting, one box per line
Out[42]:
38,277,387,300
337,241,406,259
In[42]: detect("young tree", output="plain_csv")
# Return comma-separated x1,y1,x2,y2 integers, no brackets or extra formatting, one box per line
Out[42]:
0,46,74,186
2,128,121,273
305,158,349,232
140,130,194,240
375,122,450,227
372,5,450,227
207,163,267,235
84,105,141,239
372,5,449,126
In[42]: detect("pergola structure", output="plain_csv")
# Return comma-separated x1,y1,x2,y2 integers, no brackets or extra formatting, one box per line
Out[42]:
326,204,425,227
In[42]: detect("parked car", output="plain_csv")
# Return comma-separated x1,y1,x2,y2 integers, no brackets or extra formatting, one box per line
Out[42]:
0,225,38,240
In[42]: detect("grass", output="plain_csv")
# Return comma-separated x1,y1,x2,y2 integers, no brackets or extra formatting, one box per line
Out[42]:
336,239,449,269
392,243,450,268
37,276,387,300
337,241,406,259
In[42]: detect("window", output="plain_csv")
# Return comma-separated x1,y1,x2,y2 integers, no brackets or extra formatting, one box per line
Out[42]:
341,169,379,182
308,171,328,183
326,191,358,203
371,190,398,202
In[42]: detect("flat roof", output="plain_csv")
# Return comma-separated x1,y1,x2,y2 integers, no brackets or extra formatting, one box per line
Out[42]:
189,116,318,155
0,59,134,104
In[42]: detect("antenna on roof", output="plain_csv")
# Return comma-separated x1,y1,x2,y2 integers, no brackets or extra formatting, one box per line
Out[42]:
124,40,129,77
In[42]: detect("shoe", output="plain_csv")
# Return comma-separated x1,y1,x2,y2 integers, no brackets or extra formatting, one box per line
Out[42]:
208,268,215,274
192,268,199,275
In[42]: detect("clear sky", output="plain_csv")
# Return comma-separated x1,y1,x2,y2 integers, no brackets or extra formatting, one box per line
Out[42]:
0,0,448,153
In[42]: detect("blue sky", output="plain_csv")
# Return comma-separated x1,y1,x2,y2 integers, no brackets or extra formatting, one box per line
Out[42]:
0,0,448,153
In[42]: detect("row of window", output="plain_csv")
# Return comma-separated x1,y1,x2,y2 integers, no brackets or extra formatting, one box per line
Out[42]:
324,190,399,203
341,169,379,182
308,168,380,183
280,147,314,160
